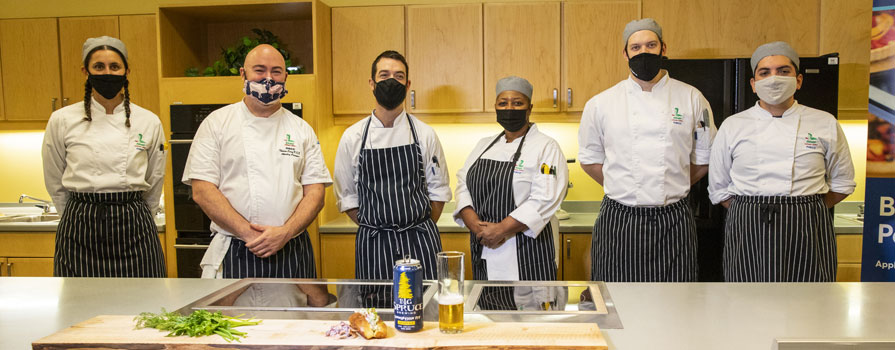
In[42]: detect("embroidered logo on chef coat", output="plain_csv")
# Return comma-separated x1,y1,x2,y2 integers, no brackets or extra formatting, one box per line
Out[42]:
540,163,556,176
514,159,525,174
671,107,684,125
279,133,301,158
804,133,819,149
134,134,147,151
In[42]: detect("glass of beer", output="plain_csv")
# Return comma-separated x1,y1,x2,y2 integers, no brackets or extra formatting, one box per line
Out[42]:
436,251,464,334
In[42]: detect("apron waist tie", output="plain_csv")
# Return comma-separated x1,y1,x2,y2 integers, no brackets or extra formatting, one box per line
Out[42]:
759,203,780,224
359,216,431,237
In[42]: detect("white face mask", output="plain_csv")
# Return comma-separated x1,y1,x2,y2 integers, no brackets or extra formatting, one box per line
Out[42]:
754,75,797,106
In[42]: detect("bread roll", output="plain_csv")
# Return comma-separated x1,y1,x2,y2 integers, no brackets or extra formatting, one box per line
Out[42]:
349,309,387,339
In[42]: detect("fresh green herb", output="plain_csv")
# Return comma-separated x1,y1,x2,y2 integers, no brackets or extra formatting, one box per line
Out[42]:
134,309,261,343
184,28,302,77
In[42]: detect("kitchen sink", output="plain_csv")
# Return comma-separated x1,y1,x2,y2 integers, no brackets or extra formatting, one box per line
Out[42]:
0,214,60,223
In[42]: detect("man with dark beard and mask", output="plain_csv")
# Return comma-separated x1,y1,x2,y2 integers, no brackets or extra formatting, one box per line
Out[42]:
454,76,568,310
578,18,716,282
333,50,451,306
183,45,333,307
708,41,855,282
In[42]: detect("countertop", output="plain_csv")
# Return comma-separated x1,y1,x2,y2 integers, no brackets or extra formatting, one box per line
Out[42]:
3,277,894,350
0,216,166,233
320,201,866,235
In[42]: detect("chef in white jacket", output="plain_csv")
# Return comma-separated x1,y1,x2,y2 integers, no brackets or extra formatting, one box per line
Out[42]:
455,76,568,310
183,45,332,304
578,18,716,282
708,41,855,282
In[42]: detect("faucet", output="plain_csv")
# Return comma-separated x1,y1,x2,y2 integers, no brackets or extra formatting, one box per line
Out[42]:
19,194,52,214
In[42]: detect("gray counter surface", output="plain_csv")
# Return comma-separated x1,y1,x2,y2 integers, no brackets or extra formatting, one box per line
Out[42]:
3,277,894,350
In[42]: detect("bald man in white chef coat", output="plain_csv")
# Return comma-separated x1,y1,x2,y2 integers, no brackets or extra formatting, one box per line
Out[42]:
183,45,332,305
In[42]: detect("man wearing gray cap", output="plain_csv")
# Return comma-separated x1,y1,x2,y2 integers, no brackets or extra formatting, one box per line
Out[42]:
578,18,716,282
454,76,568,309
708,41,855,282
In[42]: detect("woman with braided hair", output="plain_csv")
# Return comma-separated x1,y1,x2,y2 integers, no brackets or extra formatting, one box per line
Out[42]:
42,36,167,277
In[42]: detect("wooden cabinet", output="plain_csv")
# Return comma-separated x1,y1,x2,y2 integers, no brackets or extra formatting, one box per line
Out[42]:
320,232,473,279
484,2,560,113
0,18,62,121
331,6,404,115
58,16,120,109
836,234,862,282
406,4,483,113
562,1,639,112
561,233,591,281
118,15,160,115
0,257,54,277
0,15,160,120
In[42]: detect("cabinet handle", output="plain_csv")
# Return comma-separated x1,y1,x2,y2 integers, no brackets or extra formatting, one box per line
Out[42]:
6,262,12,276
51,98,58,111
410,90,416,109
567,88,573,108
62,97,69,106
0,262,4,276
565,239,571,259
552,89,558,108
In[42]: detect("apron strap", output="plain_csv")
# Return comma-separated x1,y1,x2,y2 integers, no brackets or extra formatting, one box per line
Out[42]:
359,113,420,152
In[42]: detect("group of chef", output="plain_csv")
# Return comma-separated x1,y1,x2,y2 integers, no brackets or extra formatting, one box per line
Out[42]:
41,17,855,291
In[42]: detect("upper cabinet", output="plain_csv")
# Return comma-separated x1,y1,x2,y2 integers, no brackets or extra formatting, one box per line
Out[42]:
331,6,404,115
406,4,484,113
58,16,119,110
484,2,561,113
562,1,639,112
118,15,160,115
0,18,62,121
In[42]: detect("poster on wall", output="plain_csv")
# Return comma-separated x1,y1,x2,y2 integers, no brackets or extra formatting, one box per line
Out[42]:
864,0,895,281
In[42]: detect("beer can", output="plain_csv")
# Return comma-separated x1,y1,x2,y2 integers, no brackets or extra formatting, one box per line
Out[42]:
393,258,423,332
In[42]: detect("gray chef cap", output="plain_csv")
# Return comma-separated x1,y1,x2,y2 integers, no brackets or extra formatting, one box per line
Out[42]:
81,36,128,64
496,76,533,101
750,41,799,72
623,18,662,46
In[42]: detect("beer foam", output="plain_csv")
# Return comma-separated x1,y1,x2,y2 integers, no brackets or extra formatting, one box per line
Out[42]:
438,293,464,305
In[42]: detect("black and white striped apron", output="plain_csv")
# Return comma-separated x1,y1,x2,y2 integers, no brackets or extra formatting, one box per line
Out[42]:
354,116,442,308
467,128,557,310
54,191,166,277
222,231,316,278
723,194,836,282
590,196,697,282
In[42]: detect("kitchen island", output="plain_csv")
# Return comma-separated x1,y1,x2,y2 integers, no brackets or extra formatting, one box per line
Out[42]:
2,277,894,350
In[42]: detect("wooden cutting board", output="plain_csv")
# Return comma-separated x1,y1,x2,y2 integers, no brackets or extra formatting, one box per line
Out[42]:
33,315,607,350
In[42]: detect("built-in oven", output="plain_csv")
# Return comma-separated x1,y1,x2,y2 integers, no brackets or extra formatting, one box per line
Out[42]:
170,103,303,278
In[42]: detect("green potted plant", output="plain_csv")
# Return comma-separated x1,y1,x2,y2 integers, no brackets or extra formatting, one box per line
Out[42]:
185,28,303,77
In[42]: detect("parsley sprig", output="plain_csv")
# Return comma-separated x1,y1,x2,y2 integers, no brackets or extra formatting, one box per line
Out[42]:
134,309,262,342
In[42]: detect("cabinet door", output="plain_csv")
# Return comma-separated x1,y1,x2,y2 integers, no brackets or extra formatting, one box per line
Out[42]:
320,234,356,279
7,257,54,277
0,18,62,120
406,4,483,113
119,15,160,115
561,233,591,281
59,16,120,109
332,6,405,115
0,55,5,120
440,233,473,280
484,2,560,113
562,1,639,112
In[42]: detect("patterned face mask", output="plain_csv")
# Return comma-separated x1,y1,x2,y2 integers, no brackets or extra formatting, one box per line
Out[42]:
243,78,288,105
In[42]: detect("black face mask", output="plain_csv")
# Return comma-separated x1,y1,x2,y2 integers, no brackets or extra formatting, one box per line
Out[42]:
88,74,127,100
373,78,406,110
496,109,528,132
628,52,662,81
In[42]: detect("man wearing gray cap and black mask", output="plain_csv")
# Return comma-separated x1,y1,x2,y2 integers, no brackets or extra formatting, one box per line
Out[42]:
455,76,568,309
578,18,716,282
708,41,855,282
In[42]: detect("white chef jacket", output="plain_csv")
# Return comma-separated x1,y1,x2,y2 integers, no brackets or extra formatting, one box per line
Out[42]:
707,102,856,203
42,98,166,216
578,73,716,207
182,101,332,277
453,124,568,280
333,111,452,212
